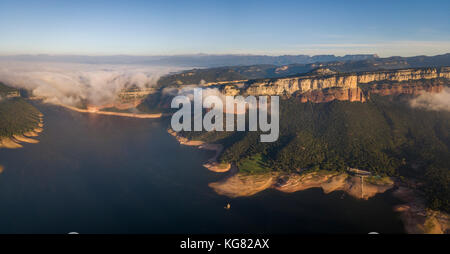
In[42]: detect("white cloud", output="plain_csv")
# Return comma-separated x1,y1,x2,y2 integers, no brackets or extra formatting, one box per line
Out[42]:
410,87,450,112
0,61,183,107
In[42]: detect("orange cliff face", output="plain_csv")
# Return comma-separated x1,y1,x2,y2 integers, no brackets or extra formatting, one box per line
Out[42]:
219,67,450,97
296,87,367,103
367,83,445,96
150,67,450,107
295,80,447,104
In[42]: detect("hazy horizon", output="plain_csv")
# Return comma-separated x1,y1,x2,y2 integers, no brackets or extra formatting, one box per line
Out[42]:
1,44,448,59
2,52,446,57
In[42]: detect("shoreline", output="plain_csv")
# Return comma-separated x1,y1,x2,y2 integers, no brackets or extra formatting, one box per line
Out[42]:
393,185,449,234
56,103,163,119
166,128,446,234
208,168,449,234
208,170,394,200
167,129,231,172
0,114,44,149
3,100,447,233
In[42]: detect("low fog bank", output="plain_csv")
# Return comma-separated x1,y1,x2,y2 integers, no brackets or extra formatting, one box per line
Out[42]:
165,84,264,115
0,61,184,107
410,87,450,112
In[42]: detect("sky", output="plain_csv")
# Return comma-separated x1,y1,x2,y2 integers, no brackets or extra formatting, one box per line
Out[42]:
0,0,449,57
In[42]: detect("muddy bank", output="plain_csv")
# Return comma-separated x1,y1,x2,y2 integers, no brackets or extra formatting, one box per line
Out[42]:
209,170,394,200
393,186,449,234
167,129,231,172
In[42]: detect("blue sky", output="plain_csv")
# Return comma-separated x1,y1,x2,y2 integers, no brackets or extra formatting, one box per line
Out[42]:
0,0,449,56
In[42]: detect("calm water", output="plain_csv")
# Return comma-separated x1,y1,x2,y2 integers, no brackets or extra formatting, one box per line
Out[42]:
0,104,405,233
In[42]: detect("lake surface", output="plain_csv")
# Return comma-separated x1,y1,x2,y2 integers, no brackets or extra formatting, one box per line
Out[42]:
0,104,405,233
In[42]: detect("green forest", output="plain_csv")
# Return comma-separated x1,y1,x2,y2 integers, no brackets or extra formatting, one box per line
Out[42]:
0,83,41,138
177,94,450,212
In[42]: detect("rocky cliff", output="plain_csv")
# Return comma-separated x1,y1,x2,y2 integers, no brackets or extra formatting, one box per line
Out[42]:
215,67,450,97
295,79,447,103
296,87,368,103
366,80,446,96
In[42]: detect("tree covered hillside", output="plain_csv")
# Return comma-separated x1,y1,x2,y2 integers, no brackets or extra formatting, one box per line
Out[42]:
179,94,450,212
0,83,41,138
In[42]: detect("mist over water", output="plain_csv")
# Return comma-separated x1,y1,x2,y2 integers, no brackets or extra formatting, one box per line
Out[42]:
0,61,184,107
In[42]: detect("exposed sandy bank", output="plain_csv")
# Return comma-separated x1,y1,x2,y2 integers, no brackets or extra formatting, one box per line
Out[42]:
58,103,163,119
167,129,231,172
275,172,394,200
209,171,394,200
0,117,43,149
203,161,232,173
209,170,275,197
12,134,39,144
23,130,39,137
34,127,43,133
199,144,231,172
393,186,449,234
0,137,23,149
167,129,204,146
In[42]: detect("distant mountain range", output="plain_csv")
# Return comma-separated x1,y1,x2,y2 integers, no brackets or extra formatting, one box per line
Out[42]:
2,53,449,71
0,53,378,67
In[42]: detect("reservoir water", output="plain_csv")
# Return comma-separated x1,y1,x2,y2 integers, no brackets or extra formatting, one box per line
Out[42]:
0,104,405,233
